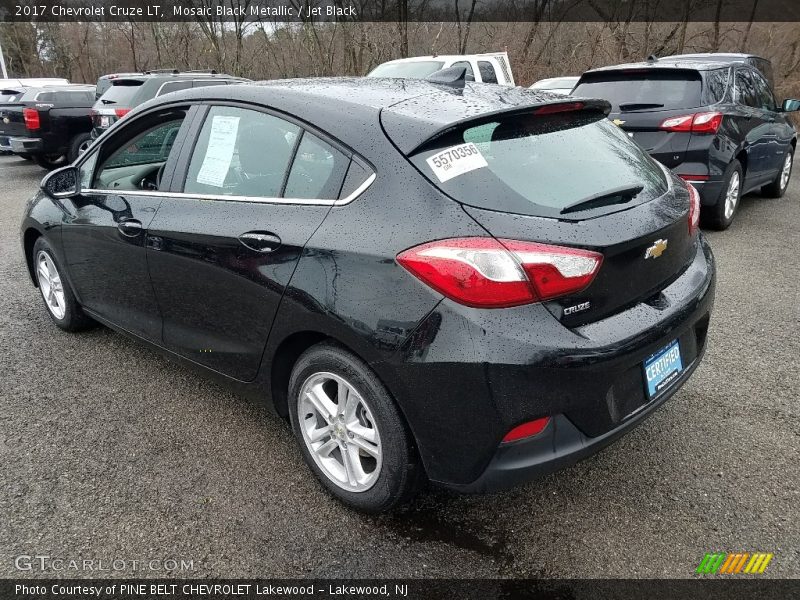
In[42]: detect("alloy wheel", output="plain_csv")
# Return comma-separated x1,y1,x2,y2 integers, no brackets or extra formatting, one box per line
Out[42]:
36,251,66,320
724,171,740,220
780,153,792,191
297,372,382,492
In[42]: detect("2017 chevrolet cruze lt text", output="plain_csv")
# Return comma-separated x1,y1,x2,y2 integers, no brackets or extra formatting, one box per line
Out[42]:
21,78,715,512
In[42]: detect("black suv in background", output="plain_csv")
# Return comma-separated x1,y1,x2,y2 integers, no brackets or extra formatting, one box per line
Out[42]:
0,84,95,169
573,55,798,229
91,70,249,138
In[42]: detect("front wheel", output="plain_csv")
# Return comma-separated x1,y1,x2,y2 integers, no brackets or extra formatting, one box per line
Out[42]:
761,148,793,198
701,159,742,231
32,237,95,331
288,342,422,512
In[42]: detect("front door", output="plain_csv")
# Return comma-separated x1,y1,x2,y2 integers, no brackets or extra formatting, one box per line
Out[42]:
146,104,351,381
60,107,190,341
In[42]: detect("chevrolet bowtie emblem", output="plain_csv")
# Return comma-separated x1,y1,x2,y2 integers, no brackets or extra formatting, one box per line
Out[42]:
645,239,668,259
612,118,626,126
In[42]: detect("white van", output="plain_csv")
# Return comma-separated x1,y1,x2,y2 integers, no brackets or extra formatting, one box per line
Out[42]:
368,53,515,86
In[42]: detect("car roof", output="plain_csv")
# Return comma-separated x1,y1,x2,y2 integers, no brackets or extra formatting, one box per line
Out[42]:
380,54,505,64
24,84,95,93
133,77,609,155
584,54,767,75
124,72,245,81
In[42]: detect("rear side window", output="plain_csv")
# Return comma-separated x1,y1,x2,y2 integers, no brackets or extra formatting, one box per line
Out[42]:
157,81,192,96
184,105,300,198
193,80,227,88
410,112,668,219
478,61,498,84
573,70,702,111
704,68,730,103
284,132,349,199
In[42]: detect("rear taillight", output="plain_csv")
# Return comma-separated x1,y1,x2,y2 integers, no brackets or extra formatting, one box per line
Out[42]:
659,111,722,134
502,417,551,443
115,108,130,118
23,108,40,130
396,237,602,308
687,182,701,236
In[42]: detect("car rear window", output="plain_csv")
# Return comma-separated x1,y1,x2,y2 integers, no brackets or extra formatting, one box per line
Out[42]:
0,89,23,103
573,70,702,112
409,111,668,219
99,81,144,106
368,61,445,79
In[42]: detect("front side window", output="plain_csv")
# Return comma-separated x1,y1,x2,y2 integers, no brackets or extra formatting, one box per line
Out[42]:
751,70,776,111
478,61,498,84
184,106,300,197
93,111,186,190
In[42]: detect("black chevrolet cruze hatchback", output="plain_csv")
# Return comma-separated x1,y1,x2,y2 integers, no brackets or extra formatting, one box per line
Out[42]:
21,79,716,512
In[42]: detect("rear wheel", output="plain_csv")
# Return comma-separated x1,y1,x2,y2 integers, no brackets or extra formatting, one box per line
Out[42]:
68,133,92,162
701,160,742,231
32,238,94,332
33,153,68,171
761,148,793,198
18,153,32,161
288,342,422,512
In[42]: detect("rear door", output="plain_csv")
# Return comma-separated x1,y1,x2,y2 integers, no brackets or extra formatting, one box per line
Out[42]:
733,67,772,185
573,69,705,168
145,103,350,381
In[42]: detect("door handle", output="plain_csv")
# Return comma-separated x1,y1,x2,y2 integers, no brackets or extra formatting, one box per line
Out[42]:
118,219,143,237
238,231,281,253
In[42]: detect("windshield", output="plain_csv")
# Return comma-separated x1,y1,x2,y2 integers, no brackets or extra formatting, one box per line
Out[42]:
573,70,702,112
410,112,668,219
99,81,144,105
368,61,446,79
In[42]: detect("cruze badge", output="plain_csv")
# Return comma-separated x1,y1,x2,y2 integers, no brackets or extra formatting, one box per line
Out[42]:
645,239,668,259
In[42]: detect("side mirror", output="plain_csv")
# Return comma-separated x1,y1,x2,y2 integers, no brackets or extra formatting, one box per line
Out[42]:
781,98,800,112
41,166,80,199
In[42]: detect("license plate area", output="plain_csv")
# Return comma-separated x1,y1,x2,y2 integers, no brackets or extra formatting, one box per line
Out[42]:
643,339,683,399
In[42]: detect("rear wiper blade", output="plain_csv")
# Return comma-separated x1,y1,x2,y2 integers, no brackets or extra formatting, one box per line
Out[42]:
560,184,644,215
101,99,116,105
618,102,664,111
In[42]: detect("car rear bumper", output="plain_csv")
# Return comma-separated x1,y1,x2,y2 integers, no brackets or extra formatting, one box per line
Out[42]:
9,137,43,153
0,136,12,151
684,178,725,207
388,235,716,489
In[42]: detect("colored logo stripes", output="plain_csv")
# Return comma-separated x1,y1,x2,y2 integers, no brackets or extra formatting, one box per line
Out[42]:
696,552,774,574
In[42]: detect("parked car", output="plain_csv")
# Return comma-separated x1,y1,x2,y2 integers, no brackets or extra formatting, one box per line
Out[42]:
91,69,249,138
368,53,515,85
0,77,70,88
0,84,95,169
573,55,798,229
94,72,144,100
22,78,715,512
530,76,579,95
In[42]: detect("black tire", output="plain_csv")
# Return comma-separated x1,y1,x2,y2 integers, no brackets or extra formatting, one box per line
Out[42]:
701,159,742,231
33,153,68,171
18,153,33,161
761,148,793,198
32,237,95,332
67,132,93,163
288,341,422,512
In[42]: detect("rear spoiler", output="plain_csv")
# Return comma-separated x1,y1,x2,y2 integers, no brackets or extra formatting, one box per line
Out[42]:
404,98,611,155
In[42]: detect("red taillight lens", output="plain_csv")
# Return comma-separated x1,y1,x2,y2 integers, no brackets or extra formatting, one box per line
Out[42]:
502,417,551,443
677,174,709,182
114,108,130,118
396,238,602,308
23,108,40,130
687,182,701,236
660,111,722,134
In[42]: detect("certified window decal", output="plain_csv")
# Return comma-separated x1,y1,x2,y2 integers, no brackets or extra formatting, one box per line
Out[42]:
426,142,488,182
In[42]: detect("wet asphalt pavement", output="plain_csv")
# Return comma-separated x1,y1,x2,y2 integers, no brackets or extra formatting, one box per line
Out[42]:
0,153,798,579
